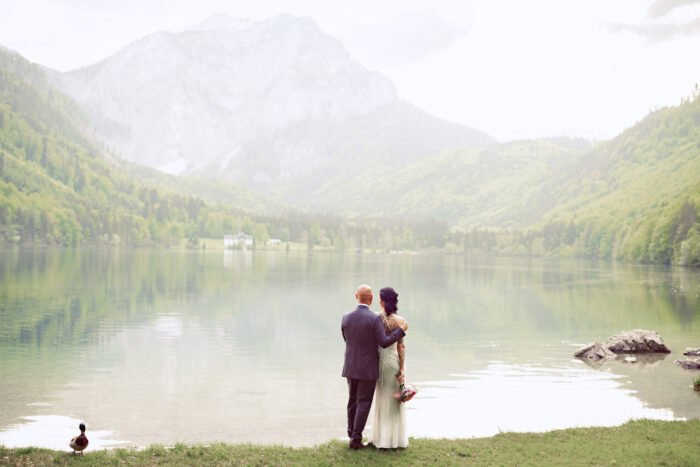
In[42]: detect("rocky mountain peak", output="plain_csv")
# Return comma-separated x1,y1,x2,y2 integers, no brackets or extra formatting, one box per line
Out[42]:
50,13,491,188
186,13,253,32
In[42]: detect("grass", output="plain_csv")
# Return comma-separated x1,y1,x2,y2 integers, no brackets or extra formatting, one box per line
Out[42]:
1,419,699,466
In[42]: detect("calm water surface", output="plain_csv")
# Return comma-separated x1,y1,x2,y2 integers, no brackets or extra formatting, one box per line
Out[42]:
0,248,698,448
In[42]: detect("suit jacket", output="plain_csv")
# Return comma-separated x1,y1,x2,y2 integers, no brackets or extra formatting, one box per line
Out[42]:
341,304,405,380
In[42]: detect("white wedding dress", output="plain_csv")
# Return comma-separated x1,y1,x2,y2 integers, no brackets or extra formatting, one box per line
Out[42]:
369,339,408,448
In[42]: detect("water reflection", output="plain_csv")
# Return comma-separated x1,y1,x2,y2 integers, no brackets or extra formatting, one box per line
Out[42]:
0,415,126,450
579,353,669,370
0,249,698,448
408,363,677,439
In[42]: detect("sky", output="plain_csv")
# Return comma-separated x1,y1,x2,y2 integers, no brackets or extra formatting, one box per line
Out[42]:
1,0,699,142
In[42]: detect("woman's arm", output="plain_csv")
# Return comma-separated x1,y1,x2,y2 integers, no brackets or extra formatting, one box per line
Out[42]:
389,315,407,383
397,339,406,383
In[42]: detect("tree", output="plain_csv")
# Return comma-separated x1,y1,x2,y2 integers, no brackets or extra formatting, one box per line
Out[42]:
401,227,414,250
156,199,169,222
74,165,86,192
253,223,269,245
167,223,183,247
186,197,203,221
671,200,698,245
40,137,48,168
280,226,290,242
241,216,254,235
383,229,393,252
564,221,576,245
679,230,700,266
310,223,321,245
148,188,159,205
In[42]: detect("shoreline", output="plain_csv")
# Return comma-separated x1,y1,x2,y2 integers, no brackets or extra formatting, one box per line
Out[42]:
2,419,698,465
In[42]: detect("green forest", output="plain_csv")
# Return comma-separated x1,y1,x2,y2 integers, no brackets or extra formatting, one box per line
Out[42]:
0,48,445,250
445,94,700,266
1,46,699,265
0,54,231,247
528,90,700,266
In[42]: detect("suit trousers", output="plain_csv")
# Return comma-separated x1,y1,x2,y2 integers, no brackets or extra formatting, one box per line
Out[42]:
346,377,376,442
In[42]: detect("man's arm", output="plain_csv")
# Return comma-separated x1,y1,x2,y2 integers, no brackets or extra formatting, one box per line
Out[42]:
374,316,406,348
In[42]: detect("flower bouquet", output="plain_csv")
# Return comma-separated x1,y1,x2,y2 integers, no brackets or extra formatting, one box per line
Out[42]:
393,371,417,402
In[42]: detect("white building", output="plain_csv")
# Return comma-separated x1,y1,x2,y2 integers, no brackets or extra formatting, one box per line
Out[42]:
224,232,254,248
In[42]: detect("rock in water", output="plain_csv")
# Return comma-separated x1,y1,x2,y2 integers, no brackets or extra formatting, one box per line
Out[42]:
683,348,700,357
674,358,700,370
603,330,671,354
574,342,615,360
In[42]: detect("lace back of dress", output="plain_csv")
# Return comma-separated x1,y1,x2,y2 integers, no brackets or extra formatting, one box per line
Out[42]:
381,313,392,335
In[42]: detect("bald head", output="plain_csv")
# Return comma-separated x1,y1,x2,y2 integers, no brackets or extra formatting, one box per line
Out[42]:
356,284,373,305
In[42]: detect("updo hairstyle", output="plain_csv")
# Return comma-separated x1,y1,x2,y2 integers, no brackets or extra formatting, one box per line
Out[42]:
379,287,399,315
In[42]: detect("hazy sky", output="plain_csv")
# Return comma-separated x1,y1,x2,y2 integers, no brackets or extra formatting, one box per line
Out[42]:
2,0,700,141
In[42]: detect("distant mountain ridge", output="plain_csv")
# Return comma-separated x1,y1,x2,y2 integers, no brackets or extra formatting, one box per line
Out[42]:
2,41,698,264
300,137,592,226
0,47,281,246
50,13,494,194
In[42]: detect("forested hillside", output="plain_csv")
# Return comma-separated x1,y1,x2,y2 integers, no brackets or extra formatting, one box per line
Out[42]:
1,44,698,265
300,138,590,226
0,47,447,249
297,90,699,266
0,48,275,246
441,93,700,267
532,91,700,265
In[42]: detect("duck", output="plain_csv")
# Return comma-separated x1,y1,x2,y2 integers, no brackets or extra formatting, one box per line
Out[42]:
69,423,89,455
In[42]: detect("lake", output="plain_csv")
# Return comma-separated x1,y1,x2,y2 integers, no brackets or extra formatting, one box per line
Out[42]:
0,248,698,449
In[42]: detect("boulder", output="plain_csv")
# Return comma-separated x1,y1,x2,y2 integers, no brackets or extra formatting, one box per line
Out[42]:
674,358,700,370
603,330,671,354
574,342,615,360
683,348,700,357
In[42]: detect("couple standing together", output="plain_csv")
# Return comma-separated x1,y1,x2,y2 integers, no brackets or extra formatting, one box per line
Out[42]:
341,284,409,450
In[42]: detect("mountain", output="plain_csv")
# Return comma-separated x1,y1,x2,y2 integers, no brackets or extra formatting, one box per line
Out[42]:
0,47,275,246
535,94,700,264
298,137,591,225
295,92,700,266
50,13,494,196
0,46,451,250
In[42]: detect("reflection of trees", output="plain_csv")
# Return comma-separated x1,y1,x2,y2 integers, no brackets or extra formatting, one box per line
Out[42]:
407,257,698,340
2,249,698,374
514,261,700,341
4,249,698,440
0,249,210,359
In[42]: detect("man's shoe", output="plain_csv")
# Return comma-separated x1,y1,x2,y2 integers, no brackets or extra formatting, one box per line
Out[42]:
349,440,367,450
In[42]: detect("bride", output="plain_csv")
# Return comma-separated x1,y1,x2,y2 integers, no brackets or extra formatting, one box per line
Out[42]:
369,286,408,448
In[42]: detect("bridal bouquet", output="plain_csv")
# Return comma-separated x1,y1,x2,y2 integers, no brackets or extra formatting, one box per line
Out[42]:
393,372,417,402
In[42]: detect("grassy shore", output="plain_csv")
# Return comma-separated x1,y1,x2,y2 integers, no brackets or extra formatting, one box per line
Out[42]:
1,419,698,466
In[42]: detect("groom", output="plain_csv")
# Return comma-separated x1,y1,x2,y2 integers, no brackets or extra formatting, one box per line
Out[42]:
341,284,407,449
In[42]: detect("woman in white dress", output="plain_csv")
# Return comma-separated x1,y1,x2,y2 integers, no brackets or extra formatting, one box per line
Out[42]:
369,286,408,448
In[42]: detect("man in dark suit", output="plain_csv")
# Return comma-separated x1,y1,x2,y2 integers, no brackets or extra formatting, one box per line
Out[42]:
341,284,407,449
